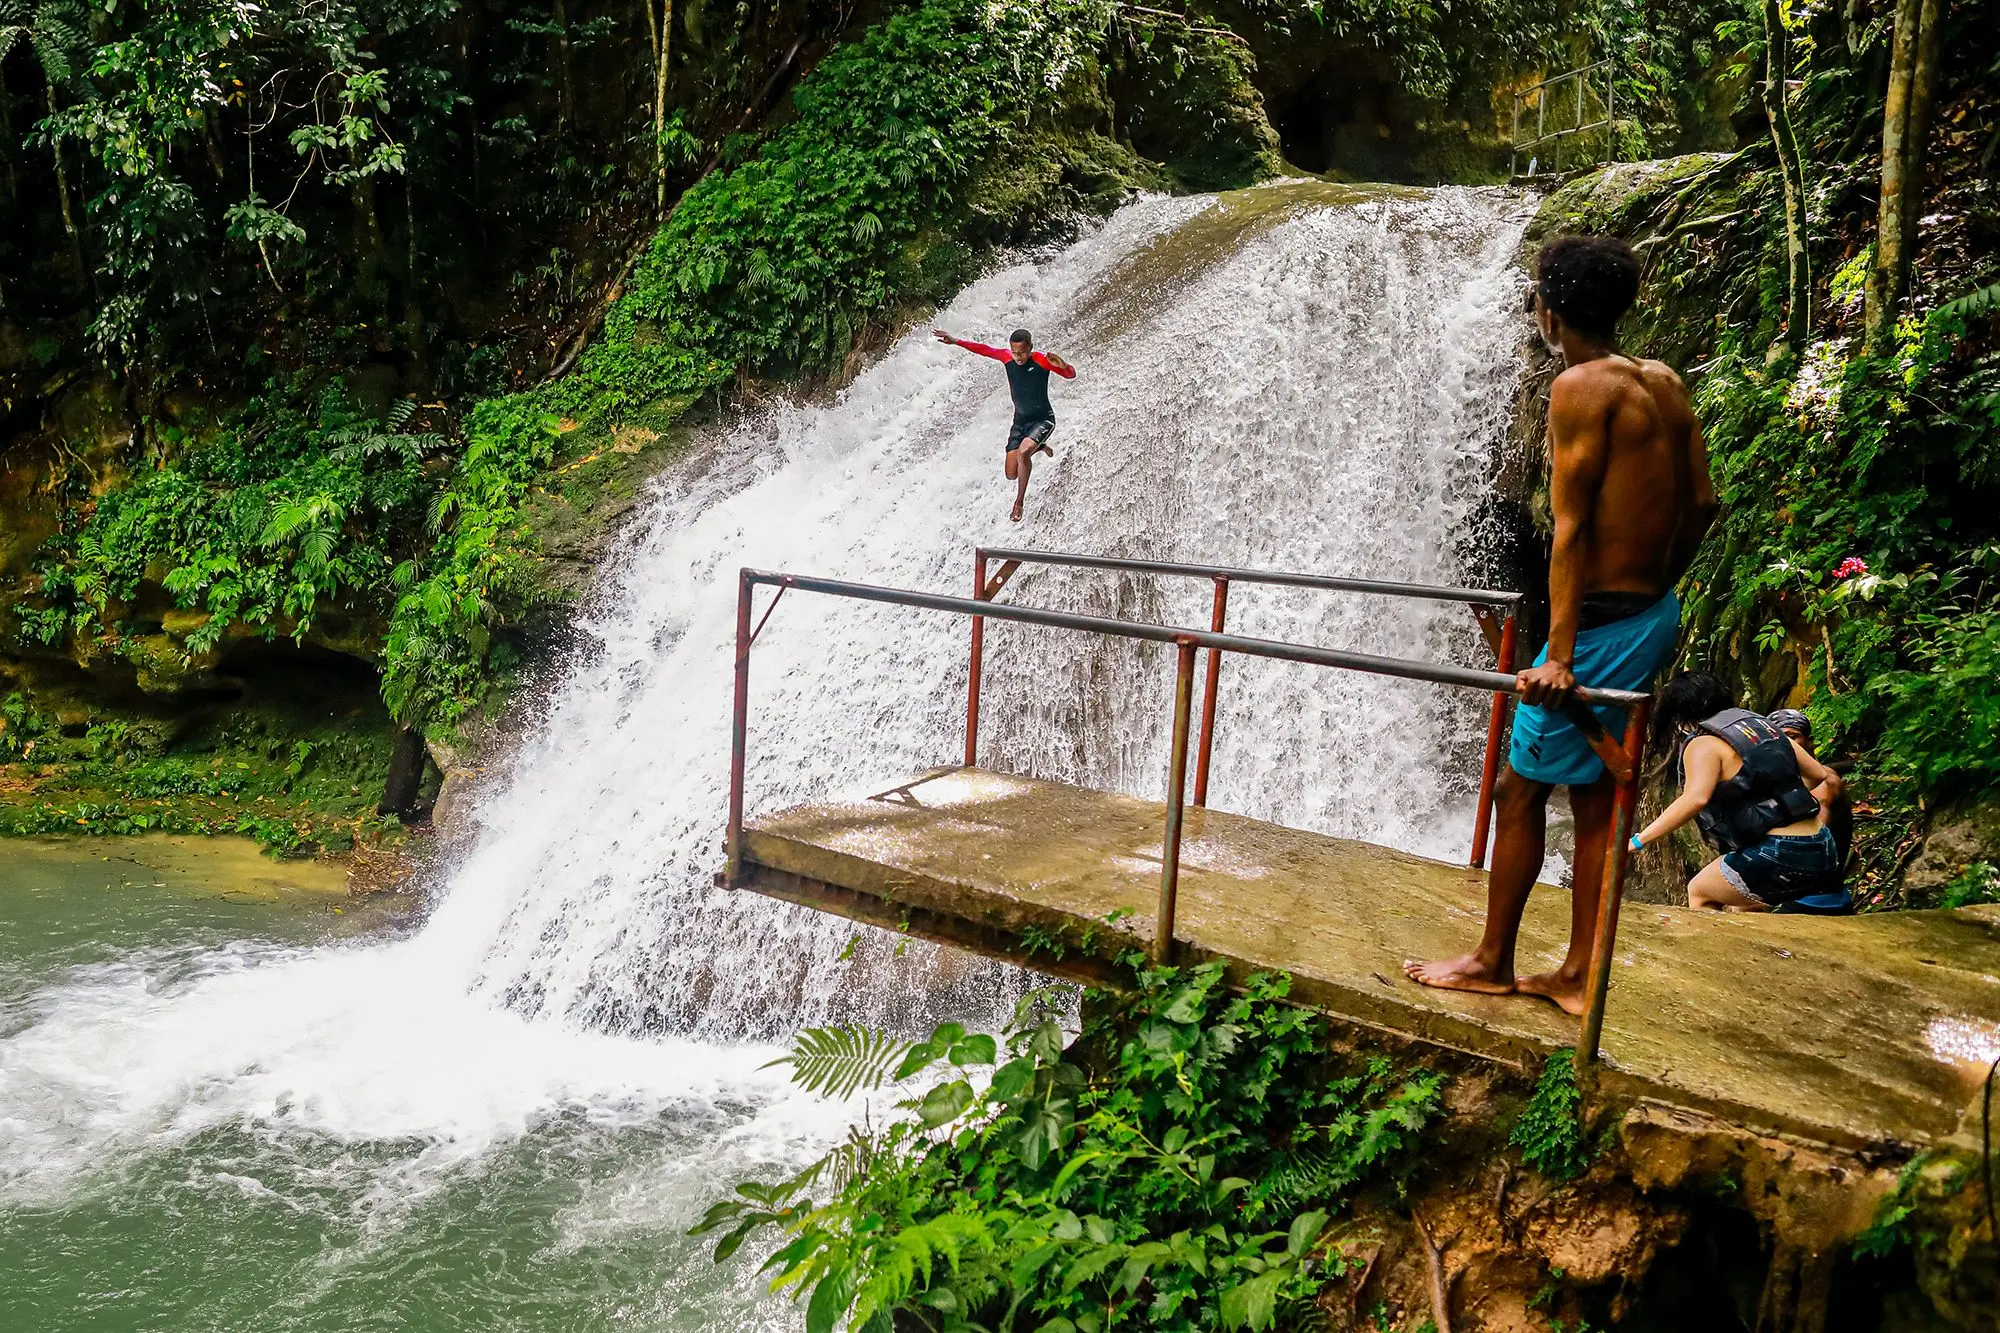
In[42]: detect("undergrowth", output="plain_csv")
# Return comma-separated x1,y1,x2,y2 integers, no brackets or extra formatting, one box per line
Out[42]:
1509,1048,1590,1181
0,689,402,855
693,962,1445,1332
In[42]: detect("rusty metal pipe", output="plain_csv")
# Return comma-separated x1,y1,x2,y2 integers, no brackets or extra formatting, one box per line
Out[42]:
1192,578,1229,808
737,570,1648,708
1577,698,1652,1070
974,547,1521,607
1469,613,1520,867
726,570,754,885
966,551,987,767
1157,638,1199,965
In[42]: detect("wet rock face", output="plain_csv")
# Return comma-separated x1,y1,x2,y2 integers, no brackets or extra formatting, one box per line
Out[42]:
1903,796,2000,905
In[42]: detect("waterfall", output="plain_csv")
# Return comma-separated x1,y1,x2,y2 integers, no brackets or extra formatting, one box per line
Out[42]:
0,184,1531,1326
442,182,1532,1041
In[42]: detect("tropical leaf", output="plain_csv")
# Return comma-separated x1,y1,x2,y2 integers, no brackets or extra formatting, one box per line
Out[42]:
771,1024,912,1100
1934,281,2000,323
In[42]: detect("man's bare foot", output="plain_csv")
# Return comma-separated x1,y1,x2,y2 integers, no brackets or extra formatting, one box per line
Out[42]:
1402,954,1514,996
1515,970,1589,1016
1010,501,1024,523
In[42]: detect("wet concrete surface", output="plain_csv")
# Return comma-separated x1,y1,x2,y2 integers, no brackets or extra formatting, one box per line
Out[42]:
744,767,2000,1153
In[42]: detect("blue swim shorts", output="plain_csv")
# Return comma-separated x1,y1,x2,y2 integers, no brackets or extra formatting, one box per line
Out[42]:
1508,591,1680,787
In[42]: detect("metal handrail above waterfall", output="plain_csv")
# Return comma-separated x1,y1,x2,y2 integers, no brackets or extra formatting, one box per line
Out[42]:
1510,58,1618,178
966,547,1527,867
721,555,1653,1071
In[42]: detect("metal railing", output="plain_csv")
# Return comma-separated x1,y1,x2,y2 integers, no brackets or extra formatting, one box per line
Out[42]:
723,558,1652,1069
1510,58,1617,178
966,548,1526,869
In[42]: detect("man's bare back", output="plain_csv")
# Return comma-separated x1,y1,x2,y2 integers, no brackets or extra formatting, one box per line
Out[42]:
1551,355,1710,602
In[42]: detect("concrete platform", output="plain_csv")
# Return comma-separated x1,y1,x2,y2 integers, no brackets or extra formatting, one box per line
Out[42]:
741,767,2000,1154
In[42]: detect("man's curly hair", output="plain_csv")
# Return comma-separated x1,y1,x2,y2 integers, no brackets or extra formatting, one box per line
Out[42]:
1536,235,1641,339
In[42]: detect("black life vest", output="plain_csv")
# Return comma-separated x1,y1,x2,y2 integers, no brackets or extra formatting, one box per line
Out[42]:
1003,357,1054,422
1684,708,1821,852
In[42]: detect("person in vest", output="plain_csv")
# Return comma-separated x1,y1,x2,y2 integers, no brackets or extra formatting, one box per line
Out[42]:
1630,673,1842,909
1768,707,1852,866
934,327,1076,522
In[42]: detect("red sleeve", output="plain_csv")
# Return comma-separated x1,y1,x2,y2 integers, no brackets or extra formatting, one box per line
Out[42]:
956,340,1011,362
1031,351,1076,378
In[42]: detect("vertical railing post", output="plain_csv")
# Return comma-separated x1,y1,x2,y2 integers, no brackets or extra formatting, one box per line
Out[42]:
966,550,988,767
1577,698,1652,1073
1156,638,1199,966
1469,611,1520,868
1191,577,1229,808
1605,65,1615,165
1510,92,1521,177
726,570,754,885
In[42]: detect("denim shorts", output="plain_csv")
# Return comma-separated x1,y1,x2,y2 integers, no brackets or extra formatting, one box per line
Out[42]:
1718,827,1841,905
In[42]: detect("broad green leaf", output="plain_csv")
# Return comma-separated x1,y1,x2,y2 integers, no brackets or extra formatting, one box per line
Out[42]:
805,1265,854,1333
948,1033,997,1066
1286,1209,1328,1258
917,1079,974,1127
989,1057,1035,1102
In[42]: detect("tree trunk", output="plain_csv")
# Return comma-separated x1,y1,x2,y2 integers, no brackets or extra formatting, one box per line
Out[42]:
379,724,429,818
552,0,576,128
1862,0,1942,355
45,84,86,283
1762,0,1811,352
644,0,674,217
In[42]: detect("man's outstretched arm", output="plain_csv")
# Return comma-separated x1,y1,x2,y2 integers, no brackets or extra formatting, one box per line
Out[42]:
1520,370,1612,706
1032,351,1077,378
933,329,1009,361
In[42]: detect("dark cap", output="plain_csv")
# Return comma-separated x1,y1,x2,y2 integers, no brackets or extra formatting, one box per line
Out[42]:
1767,709,1812,744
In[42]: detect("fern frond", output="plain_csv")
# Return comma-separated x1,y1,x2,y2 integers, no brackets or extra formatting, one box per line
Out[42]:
1935,281,2000,323
773,1024,911,1100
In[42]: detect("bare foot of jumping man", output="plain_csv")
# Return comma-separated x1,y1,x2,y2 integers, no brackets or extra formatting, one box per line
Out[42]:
1514,970,1589,1016
1402,953,1515,997
1010,500,1024,523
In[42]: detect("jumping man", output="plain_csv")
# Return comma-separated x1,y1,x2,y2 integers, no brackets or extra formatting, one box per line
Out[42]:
1405,235,1717,1017
935,327,1076,522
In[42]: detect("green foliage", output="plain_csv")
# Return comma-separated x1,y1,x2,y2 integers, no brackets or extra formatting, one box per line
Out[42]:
1938,862,2000,911
19,382,441,659
1510,1049,1590,1181
1853,1154,1932,1260
0,692,399,854
694,964,1445,1333
379,0,1120,725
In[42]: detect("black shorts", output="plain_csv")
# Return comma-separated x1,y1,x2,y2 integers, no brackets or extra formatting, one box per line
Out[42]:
1006,418,1055,453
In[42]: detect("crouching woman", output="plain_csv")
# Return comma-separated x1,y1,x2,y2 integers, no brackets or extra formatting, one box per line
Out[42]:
1629,673,1842,911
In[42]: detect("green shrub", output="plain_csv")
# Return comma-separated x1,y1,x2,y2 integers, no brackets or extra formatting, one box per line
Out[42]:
1511,1048,1590,1181
694,963,1443,1333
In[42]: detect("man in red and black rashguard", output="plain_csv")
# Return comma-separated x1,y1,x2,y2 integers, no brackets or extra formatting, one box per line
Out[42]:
934,326,1076,522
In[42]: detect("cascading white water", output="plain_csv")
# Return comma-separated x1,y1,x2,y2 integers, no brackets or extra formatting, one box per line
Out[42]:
441,183,1533,1042
0,184,1531,1328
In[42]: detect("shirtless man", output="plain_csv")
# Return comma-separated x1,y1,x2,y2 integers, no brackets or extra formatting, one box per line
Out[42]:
1405,235,1717,1016
934,327,1076,521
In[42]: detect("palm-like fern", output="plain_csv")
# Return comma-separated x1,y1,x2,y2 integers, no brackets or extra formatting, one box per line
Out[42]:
327,399,448,466
771,1024,912,1100
1935,281,2000,323
0,0,90,84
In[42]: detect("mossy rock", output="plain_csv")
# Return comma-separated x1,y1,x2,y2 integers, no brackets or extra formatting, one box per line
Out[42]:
1114,37,1281,192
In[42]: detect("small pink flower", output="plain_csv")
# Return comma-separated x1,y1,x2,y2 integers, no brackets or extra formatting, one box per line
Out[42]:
1834,557,1869,581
